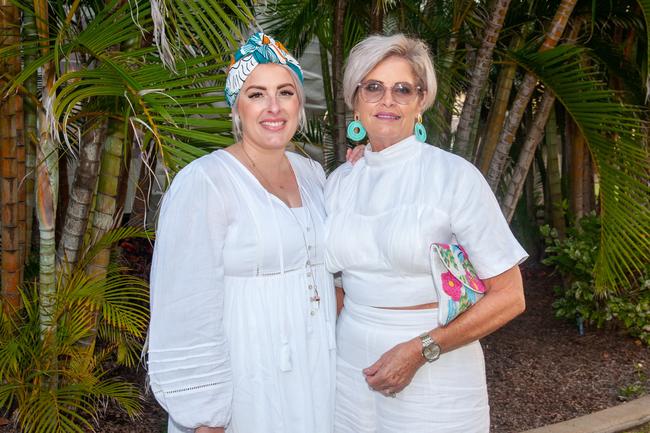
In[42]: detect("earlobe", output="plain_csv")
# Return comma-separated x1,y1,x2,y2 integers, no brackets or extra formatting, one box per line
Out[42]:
419,91,428,111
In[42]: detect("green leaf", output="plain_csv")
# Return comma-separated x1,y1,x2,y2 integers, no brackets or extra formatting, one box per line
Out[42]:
507,45,650,293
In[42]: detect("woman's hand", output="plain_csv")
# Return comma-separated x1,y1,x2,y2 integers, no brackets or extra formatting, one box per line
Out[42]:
195,427,225,433
363,338,424,396
346,145,365,164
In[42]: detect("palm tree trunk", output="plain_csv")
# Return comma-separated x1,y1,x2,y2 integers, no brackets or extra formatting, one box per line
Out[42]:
478,31,529,173
486,0,578,191
502,91,556,222
129,145,157,228
86,123,124,279
34,0,58,329
525,168,536,226
569,121,585,221
16,91,26,281
57,120,107,270
581,142,595,214
544,104,566,238
22,8,37,264
332,0,348,164
454,0,512,159
370,0,384,33
0,0,23,311
81,121,125,353
433,32,460,150
55,152,70,247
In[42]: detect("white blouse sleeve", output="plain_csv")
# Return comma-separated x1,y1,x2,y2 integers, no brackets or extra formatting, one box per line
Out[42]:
324,162,353,215
147,160,232,429
449,162,528,279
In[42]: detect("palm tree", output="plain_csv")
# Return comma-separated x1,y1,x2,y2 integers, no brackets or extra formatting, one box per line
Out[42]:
0,0,254,430
485,0,578,191
0,0,24,312
454,0,512,159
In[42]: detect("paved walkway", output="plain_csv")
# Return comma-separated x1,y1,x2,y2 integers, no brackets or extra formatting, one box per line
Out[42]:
521,395,650,433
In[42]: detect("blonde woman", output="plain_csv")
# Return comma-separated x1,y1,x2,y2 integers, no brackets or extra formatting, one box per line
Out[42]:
148,33,361,433
325,34,528,433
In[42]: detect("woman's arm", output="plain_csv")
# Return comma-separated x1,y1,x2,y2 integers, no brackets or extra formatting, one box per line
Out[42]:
196,428,225,433
363,265,525,395
148,161,232,429
336,286,345,316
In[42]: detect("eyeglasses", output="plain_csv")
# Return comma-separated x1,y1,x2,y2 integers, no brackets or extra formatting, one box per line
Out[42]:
356,80,423,105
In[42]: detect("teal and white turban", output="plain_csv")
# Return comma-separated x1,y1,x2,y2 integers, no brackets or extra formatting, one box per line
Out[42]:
225,32,304,107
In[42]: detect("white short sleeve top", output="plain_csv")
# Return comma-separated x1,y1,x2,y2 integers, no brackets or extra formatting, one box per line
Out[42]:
324,135,528,308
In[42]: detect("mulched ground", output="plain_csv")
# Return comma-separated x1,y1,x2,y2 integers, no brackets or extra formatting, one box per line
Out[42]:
484,264,650,433
1,243,648,433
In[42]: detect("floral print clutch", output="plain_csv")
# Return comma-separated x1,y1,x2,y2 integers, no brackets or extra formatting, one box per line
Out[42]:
429,243,486,326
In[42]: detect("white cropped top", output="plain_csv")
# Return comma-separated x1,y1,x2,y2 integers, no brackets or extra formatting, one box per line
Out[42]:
324,135,528,308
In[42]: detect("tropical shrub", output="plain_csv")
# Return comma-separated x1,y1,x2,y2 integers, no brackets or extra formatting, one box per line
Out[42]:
541,215,650,345
0,228,150,433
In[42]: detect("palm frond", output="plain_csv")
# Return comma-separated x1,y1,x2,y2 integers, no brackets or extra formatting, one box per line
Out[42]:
507,44,650,292
260,0,328,57
152,0,254,65
51,51,233,170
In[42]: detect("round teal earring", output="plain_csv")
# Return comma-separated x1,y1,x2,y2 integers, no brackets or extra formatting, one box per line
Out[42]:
414,114,427,142
347,115,367,141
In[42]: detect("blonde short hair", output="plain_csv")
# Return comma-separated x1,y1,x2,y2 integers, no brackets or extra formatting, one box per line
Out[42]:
232,66,306,142
343,34,437,111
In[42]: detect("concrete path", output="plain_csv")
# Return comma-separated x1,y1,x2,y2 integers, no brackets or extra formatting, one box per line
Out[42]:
520,395,650,433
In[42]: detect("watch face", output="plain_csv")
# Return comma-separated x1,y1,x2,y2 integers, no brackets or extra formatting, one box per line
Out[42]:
423,343,441,362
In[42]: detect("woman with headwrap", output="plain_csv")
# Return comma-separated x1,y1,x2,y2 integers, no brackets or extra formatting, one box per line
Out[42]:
147,33,360,433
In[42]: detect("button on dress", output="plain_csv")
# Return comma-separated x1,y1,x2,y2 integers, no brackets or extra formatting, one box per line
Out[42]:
148,150,336,433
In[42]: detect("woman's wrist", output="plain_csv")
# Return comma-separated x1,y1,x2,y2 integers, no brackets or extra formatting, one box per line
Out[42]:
409,337,427,367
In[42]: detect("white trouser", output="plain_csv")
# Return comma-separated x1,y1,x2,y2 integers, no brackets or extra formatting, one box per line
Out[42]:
335,298,490,433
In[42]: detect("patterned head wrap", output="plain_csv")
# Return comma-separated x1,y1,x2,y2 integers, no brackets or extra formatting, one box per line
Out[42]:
225,32,304,107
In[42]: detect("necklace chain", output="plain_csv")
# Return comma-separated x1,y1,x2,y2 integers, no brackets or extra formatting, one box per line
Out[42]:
240,145,286,191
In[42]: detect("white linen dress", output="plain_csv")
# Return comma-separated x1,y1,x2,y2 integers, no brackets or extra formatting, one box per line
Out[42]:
148,150,336,433
324,135,528,433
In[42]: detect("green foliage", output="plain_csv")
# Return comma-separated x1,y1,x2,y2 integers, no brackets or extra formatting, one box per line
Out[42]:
541,215,650,345
510,44,650,294
2,0,246,175
0,227,150,432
